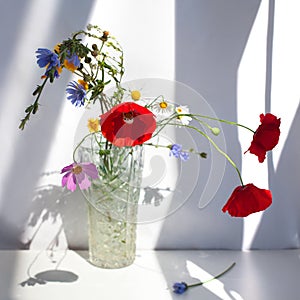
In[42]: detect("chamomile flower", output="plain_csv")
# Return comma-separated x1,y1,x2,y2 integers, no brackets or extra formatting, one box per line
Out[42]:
131,90,141,101
152,99,174,117
175,105,192,125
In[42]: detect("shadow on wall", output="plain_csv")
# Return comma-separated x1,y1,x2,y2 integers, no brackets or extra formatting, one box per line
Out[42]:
155,0,262,251
250,0,300,249
0,0,94,298
0,0,95,248
21,183,88,250
252,102,300,249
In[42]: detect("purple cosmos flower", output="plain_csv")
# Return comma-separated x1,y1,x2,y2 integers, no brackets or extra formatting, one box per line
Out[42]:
172,282,188,294
66,81,87,107
61,162,98,192
169,144,189,161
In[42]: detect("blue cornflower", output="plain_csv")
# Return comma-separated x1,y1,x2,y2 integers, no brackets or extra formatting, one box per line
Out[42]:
36,48,60,70
169,144,190,161
66,81,87,107
172,262,236,295
179,151,189,162
170,144,182,158
173,282,188,294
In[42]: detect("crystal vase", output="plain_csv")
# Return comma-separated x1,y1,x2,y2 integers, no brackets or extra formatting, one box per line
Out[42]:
77,135,144,268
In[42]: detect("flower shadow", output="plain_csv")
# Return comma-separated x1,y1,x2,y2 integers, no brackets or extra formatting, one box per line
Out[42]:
19,270,79,287
142,186,171,207
151,251,239,299
22,179,88,250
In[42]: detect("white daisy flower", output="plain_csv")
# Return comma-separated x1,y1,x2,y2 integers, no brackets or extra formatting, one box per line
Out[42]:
175,105,192,125
152,100,174,117
130,90,141,101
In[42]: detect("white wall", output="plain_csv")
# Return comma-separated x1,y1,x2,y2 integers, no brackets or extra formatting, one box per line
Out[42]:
0,0,299,250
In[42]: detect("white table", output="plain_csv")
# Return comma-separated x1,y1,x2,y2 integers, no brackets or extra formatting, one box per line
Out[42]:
0,249,299,300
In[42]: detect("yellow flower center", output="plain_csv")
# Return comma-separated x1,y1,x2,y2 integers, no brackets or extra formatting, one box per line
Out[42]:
159,101,168,109
131,90,141,101
72,165,82,175
176,108,182,113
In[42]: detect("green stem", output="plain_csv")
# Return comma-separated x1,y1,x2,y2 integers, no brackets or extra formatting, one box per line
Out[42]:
169,122,244,186
188,262,236,289
144,142,206,158
146,95,165,108
187,113,255,133
34,77,49,105
19,77,49,130
72,132,100,162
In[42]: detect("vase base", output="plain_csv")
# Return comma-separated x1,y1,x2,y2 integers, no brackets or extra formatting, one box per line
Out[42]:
88,255,135,269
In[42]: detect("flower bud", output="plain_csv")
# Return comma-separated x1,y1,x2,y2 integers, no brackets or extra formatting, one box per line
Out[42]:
84,56,92,63
211,127,220,136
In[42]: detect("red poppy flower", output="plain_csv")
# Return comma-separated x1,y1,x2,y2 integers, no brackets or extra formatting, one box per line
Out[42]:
100,102,156,147
245,113,281,163
222,183,272,217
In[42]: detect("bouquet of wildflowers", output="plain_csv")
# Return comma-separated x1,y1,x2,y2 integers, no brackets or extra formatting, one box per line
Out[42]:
20,24,281,218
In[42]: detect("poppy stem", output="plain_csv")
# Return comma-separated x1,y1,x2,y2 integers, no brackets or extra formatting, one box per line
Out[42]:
169,123,244,186
192,114,255,133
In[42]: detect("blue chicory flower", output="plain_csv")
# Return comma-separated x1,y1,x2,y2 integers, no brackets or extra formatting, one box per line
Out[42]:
63,51,81,72
172,282,188,294
36,48,60,70
66,81,87,107
170,144,189,161
36,48,61,79
66,52,80,68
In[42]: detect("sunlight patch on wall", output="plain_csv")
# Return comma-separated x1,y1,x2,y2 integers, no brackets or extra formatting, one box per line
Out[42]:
237,0,268,250
269,0,300,171
87,0,175,81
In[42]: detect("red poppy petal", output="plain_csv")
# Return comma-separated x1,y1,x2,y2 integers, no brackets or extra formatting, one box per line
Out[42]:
245,113,280,162
222,183,272,217
100,102,156,147
246,141,266,163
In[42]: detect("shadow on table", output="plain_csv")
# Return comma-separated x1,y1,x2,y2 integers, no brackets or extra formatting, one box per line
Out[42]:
19,269,79,287
151,251,241,299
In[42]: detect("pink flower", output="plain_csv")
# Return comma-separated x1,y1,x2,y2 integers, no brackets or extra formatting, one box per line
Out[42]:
61,162,98,192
